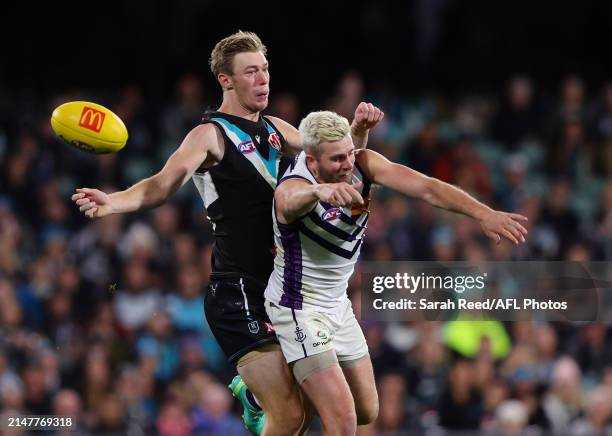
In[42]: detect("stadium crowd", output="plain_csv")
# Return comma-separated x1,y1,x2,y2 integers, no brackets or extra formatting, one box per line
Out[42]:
0,72,611,435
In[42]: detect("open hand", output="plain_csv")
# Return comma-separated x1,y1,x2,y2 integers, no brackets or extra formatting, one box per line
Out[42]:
71,188,113,218
480,210,529,245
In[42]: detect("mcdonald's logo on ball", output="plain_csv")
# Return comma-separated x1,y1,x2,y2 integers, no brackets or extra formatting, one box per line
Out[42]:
50,101,128,154
78,106,106,133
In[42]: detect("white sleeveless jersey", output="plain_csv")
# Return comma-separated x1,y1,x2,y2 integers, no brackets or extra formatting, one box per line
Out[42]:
265,151,372,312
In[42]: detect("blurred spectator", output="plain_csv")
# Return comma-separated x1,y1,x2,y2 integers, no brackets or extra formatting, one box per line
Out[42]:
569,323,612,384
491,76,543,150
432,135,492,199
191,382,246,434
437,359,483,430
538,179,580,259
91,392,130,434
136,311,180,382
497,153,530,213
401,120,441,174
156,400,192,436
591,83,612,139
543,356,584,433
547,119,588,182
326,71,365,120
488,399,532,436
546,75,588,141
68,211,124,291
376,373,408,433
51,389,84,434
21,360,52,414
162,74,206,147
167,263,206,333
568,387,612,436
268,92,301,127
113,259,162,332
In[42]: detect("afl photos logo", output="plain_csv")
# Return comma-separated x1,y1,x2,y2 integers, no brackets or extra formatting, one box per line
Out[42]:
78,106,106,133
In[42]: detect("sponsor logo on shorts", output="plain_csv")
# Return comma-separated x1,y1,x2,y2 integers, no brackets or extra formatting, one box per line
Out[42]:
269,132,282,151
79,106,106,132
322,208,341,222
238,140,256,153
294,326,306,343
312,329,331,347
248,321,260,334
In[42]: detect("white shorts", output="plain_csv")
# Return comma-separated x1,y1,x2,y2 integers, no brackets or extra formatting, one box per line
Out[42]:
265,298,368,364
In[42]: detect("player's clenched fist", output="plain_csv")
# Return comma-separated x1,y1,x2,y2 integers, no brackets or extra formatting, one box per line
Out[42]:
71,188,113,219
314,182,364,208
352,102,384,132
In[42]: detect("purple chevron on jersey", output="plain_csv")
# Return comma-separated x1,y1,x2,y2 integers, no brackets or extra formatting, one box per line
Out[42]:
278,222,303,309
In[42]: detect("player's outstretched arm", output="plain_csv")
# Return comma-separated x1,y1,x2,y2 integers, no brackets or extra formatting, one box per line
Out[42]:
357,150,528,245
275,179,363,224
71,124,222,219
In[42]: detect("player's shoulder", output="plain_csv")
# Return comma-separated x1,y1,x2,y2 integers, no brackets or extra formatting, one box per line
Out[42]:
354,148,377,166
264,115,299,138
182,123,224,157
264,115,293,129
354,149,383,181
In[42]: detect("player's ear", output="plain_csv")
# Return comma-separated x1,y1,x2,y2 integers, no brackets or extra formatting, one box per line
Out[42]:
218,73,234,91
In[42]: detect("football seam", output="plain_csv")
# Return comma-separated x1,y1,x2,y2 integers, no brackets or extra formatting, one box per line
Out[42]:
51,116,127,145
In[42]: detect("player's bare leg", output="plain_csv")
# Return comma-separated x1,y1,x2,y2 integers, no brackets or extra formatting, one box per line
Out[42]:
341,355,379,425
297,387,316,435
300,355,357,436
238,349,305,436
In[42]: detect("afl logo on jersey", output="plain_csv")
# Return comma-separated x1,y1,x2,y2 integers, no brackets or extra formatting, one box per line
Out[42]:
268,132,282,151
322,208,342,221
238,140,256,153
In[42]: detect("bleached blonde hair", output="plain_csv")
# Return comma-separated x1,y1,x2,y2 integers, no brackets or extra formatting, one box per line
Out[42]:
298,111,350,156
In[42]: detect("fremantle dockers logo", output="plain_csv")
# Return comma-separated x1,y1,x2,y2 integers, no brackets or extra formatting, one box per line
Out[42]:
294,326,306,343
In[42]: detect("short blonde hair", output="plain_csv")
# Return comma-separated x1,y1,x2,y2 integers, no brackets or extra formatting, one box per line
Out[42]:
209,31,267,77
299,111,350,156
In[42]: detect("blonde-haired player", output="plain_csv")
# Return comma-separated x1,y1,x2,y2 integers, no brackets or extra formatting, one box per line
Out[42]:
266,111,528,435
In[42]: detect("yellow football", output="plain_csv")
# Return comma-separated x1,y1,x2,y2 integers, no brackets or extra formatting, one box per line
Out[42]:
50,101,128,154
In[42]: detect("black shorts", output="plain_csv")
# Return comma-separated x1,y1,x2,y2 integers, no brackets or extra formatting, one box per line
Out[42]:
204,272,278,364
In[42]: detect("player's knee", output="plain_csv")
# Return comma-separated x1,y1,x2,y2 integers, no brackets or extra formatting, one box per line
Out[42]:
331,408,357,435
356,400,379,425
319,405,356,435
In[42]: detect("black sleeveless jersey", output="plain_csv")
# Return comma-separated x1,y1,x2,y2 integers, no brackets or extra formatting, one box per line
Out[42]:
193,111,291,284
